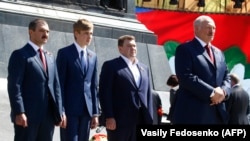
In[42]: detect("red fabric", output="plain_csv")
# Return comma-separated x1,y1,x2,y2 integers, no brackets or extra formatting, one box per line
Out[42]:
39,48,47,71
157,107,163,116
136,11,250,62
205,45,214,64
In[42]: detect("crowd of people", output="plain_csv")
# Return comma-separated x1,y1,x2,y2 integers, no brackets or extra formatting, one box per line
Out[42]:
7,15,250,141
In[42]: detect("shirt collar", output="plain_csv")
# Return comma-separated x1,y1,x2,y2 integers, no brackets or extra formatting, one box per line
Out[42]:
28,40,43,52
120,55,138,66
195,36,211,48
74,41,87,53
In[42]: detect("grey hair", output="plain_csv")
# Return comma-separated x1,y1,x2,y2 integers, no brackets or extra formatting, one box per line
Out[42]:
193,15,214,29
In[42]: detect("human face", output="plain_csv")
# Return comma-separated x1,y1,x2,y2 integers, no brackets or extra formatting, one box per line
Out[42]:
119,39,137,62
196,19,215,44
29,22,49,47
75,29,93,48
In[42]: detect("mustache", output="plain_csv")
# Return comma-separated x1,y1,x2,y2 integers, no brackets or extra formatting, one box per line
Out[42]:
208,32,214,36
42,35,48,39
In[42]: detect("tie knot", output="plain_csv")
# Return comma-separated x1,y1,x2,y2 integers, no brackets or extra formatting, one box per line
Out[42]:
204,44,211,52
205,44,209,49
204,44,214,64
81,50,84,56
38,48,43,53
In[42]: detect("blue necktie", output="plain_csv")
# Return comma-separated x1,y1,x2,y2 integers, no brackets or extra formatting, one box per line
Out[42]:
80,50,86,73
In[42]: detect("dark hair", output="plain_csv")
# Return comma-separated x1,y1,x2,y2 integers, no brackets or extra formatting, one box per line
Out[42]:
118,35,135,47
166,74,179,87
29,18,47,31
229,73,240,84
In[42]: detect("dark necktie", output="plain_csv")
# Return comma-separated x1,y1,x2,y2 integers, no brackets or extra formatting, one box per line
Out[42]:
205,45,214,64
38,48,47,71
80,50,86,73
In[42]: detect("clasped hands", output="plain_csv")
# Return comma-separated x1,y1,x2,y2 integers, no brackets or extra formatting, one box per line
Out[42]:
210,87,225,106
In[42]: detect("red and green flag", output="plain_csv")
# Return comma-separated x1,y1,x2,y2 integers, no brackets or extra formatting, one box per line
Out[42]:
136,9,250,92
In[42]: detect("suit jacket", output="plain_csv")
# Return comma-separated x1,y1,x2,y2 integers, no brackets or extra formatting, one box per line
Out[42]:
152,91,162,125
226,85,250,125
167,88,178,122
172,38,231,124
99,57,153,128
7,43,63,124
56,44,99,117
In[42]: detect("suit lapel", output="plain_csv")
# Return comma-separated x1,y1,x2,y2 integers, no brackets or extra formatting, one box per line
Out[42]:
202,45,214,66
70,44,86,76
193,39,210,61
86,49,92,74
44,51,53,77
85,49,94,76
35,54,45,72
204,51,213,65
212,47,220,69
137,63,146,88
26,44,47,76
127,68,138,88
193,39,215,67
192,38,216,67
119,57,138,88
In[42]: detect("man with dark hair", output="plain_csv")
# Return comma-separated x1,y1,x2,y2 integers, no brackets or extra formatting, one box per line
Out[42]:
152,90,163,125
7,18,65,141
166,74,179,123
99,35,153,141
166,74,179,106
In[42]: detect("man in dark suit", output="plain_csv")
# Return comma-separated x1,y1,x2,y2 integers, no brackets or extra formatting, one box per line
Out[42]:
56,18,99,141
99,35,153,141
172,15,231,124
152,90,163,125
166,74,179,123
226,73,250,125
7,18,65,141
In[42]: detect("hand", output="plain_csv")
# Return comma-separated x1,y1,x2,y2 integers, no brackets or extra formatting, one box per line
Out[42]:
90,116,99,129
59,113,67,128
15,113,28,127
106,118,116,130
210,87,225,105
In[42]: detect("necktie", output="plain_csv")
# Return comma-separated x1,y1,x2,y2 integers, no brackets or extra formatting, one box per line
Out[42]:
205,45,214,64
80,50,86,72
38,48,47,71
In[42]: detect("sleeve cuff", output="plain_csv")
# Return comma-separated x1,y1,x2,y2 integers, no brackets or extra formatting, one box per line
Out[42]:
210,90,215,97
